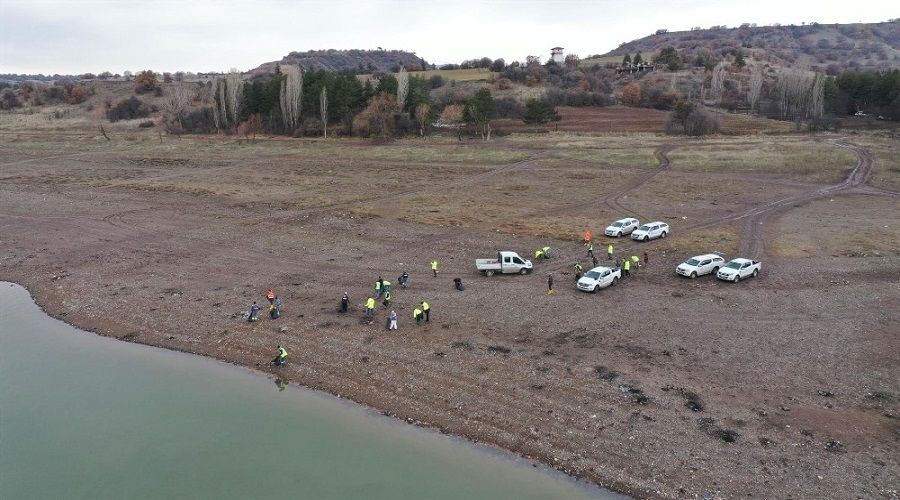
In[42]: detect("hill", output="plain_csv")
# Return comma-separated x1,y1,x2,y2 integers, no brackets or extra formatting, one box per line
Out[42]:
248,49,429,76
594,21,900,73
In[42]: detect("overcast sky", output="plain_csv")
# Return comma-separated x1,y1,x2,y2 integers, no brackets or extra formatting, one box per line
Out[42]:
0,0,896,74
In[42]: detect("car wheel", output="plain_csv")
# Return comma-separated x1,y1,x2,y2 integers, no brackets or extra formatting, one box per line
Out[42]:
612,277,619,286
752,269,758,277
661,231,667,238
734,274,740,283
690,271,697,279
643,235,649,242
712,266,719,274
617,231,622,237
485,270,494,277
520,268,528,275
594,285,600,293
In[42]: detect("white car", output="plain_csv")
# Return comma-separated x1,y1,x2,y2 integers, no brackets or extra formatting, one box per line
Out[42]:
577,266,622,293
716,258,761,282
631,222,669,241
676,253,726,279
604,217,640,237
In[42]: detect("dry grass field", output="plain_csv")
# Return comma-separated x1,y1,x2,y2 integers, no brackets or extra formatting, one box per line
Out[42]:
1,107,898,500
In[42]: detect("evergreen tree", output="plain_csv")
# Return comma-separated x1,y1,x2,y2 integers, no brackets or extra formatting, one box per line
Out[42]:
734,50,746,68
622,54,632,66
464,88,495,139
633,52,643,65
522,98,561,125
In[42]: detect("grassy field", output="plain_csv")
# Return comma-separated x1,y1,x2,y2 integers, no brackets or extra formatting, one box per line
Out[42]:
409,68,496,81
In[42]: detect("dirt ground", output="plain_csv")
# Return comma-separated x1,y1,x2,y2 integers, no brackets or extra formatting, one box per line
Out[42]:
1,123,898,499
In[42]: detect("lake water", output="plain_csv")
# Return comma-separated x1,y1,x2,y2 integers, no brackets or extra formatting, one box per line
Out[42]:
0,282,622,499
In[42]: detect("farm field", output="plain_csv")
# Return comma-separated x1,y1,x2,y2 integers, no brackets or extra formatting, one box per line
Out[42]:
0,116,897,499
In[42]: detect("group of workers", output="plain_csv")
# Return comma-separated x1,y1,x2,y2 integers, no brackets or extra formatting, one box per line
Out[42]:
262,235,656,366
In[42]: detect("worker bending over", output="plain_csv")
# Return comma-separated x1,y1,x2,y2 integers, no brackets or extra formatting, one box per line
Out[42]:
431,260,439,277
273,345,288,367
414,307,424,324
248,302,261,322
574,262,583,280
421,301,430,322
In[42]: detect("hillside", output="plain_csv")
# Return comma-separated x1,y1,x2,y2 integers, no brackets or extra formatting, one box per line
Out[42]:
248,49,429,76
597,21,900,73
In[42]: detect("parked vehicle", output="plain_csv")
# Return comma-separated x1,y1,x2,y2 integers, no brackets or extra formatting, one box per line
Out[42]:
716,258,761,282
631,222,669,241
475,251,533,276
604,217,640,237
576,266,621,293
676,253,725,278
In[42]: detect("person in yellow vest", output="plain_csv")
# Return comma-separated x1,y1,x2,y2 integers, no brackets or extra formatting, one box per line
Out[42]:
431,260,439,277
364,297,375,315
374,279,382,297
381,279,391,294
574,262,584,280
535,248,544,260
631,255,640,270
273,345,288,366
541,246,551,259
607,243,614,260
421,301,430,322
586,242,594,258
413,307,424,324
623,258,631,277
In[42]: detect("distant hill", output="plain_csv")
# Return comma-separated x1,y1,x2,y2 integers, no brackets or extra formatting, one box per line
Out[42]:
248,49,429,76
597,21,900,73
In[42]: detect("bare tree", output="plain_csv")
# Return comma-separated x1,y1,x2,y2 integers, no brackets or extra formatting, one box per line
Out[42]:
777,68,825,123
162,84,192,134
279,66,303,134
396,67,409,108
747,64,763,113
439,104,464,141
414,103,430,137
212,73,244,132
709,61,727,105
319,87,328,138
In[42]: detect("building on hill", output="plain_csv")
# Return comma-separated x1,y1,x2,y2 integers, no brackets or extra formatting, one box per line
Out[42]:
550,47,565,64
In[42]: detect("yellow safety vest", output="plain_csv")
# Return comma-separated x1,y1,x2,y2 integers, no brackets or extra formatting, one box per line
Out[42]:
382,280,391,286
431,261,438,270
278,347,288,358
631,255,639,263
375,282,381,290
542,246,550,253
366,298,375,308
535,249,542,258
608,245,613,253
421,302,430,311
413,308,422,317
624,260,631,271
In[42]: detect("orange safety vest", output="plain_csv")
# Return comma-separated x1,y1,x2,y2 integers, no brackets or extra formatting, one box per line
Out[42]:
266,290,275,299
583,230,592,242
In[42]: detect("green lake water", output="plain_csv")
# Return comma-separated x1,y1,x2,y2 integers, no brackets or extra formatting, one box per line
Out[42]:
0,282,623,499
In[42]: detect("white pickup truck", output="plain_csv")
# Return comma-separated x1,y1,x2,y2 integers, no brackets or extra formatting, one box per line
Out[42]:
576,266,621,293
716,258,761,282
475,251,533,276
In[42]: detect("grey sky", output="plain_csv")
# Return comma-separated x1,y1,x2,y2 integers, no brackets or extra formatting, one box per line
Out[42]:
0,0,896,74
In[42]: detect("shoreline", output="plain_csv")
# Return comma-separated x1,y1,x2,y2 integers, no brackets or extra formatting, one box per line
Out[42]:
6,279,642,499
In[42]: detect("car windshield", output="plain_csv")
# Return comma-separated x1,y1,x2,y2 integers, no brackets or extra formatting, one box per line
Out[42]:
611,222,623,227
725,261,742,270
584,271,601,279
685,258,701,266
637,225,651,231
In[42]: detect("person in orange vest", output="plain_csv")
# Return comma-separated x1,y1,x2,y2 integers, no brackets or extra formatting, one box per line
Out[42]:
266,289,276,305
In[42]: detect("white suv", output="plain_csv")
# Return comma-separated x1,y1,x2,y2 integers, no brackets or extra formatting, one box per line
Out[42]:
716,258,761,282
676,254,725,278
631,222,669,241
604,217,639,237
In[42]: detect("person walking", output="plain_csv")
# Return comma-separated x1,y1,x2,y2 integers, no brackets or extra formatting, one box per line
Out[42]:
399,272,409,288
381,279,391,295
592,255,599,267
421,301,430,322
388,310,398,330
364,297,376,316
643,252,649,265
547,273,555,295
382,290,392,308
587,242,594,259
573,262,584,280
631,255,640,269
374,279,382,298
607,243,614,260
249,301,261,322
340,292,350,313
266,289,276,305
431,260,439,278
623,258,631,277
413,307,424,325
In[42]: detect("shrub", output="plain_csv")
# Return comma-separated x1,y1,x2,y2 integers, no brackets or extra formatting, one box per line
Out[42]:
665,104,719,136
493,96,523,118
180,107,217,134
0,89,21,110
522,98,561,124
622,82,642,105
138,120,155,128
107,96,151,122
